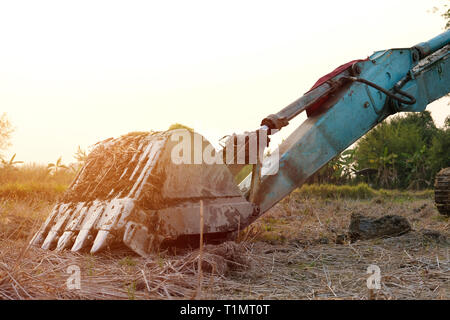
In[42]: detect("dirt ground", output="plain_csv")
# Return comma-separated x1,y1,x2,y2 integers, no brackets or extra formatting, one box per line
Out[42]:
0,194,448,300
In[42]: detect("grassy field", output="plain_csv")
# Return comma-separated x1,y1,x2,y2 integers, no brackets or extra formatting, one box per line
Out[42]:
0,172,448,300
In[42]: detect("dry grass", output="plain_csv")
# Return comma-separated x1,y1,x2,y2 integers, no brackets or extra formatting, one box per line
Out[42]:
0,164,73,202
0,199,53,241
0,183,66,202
0,239,250,300
0,163,75,186
0,189,448,300
246,194,446,246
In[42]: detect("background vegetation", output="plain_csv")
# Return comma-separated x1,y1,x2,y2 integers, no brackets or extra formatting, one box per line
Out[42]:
316,112,450,190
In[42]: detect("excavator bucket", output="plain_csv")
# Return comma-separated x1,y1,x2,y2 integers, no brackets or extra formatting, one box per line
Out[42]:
30,130,258,256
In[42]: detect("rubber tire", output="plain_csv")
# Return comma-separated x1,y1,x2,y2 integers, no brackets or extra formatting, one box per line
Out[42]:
435,167,450,216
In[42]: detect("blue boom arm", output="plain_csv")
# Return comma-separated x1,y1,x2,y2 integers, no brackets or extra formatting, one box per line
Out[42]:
245,30,450,214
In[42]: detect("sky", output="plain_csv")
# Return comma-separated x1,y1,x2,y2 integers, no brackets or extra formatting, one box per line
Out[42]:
0,0,449,164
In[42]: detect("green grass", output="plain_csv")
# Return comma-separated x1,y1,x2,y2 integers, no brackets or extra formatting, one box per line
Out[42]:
167,123,194,132
119,256,137,267
293,183,433,200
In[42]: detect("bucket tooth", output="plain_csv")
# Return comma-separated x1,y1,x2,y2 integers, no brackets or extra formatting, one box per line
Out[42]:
41,208,73,250
90,230,114,254
31,204,66,246
56,231,75,251
41,230,59,250
30,230,46,247
71,229,91,252
65,204,88,231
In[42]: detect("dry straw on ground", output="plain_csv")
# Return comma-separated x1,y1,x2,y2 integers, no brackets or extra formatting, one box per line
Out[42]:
0,239,250,300
0,194,448,300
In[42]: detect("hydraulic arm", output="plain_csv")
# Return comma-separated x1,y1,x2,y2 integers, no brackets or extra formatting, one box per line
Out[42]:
243,30,450,214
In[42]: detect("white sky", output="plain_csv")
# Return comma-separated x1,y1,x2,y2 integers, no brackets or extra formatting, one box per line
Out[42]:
1,0,449,164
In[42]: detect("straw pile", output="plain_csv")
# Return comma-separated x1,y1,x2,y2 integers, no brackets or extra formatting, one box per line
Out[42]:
62,131,164,204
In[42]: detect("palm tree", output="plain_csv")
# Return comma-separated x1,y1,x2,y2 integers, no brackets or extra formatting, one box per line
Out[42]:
47,157,69,175
0,153,23,169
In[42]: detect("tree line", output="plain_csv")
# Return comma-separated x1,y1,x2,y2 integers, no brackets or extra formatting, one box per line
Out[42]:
309,112,450,190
